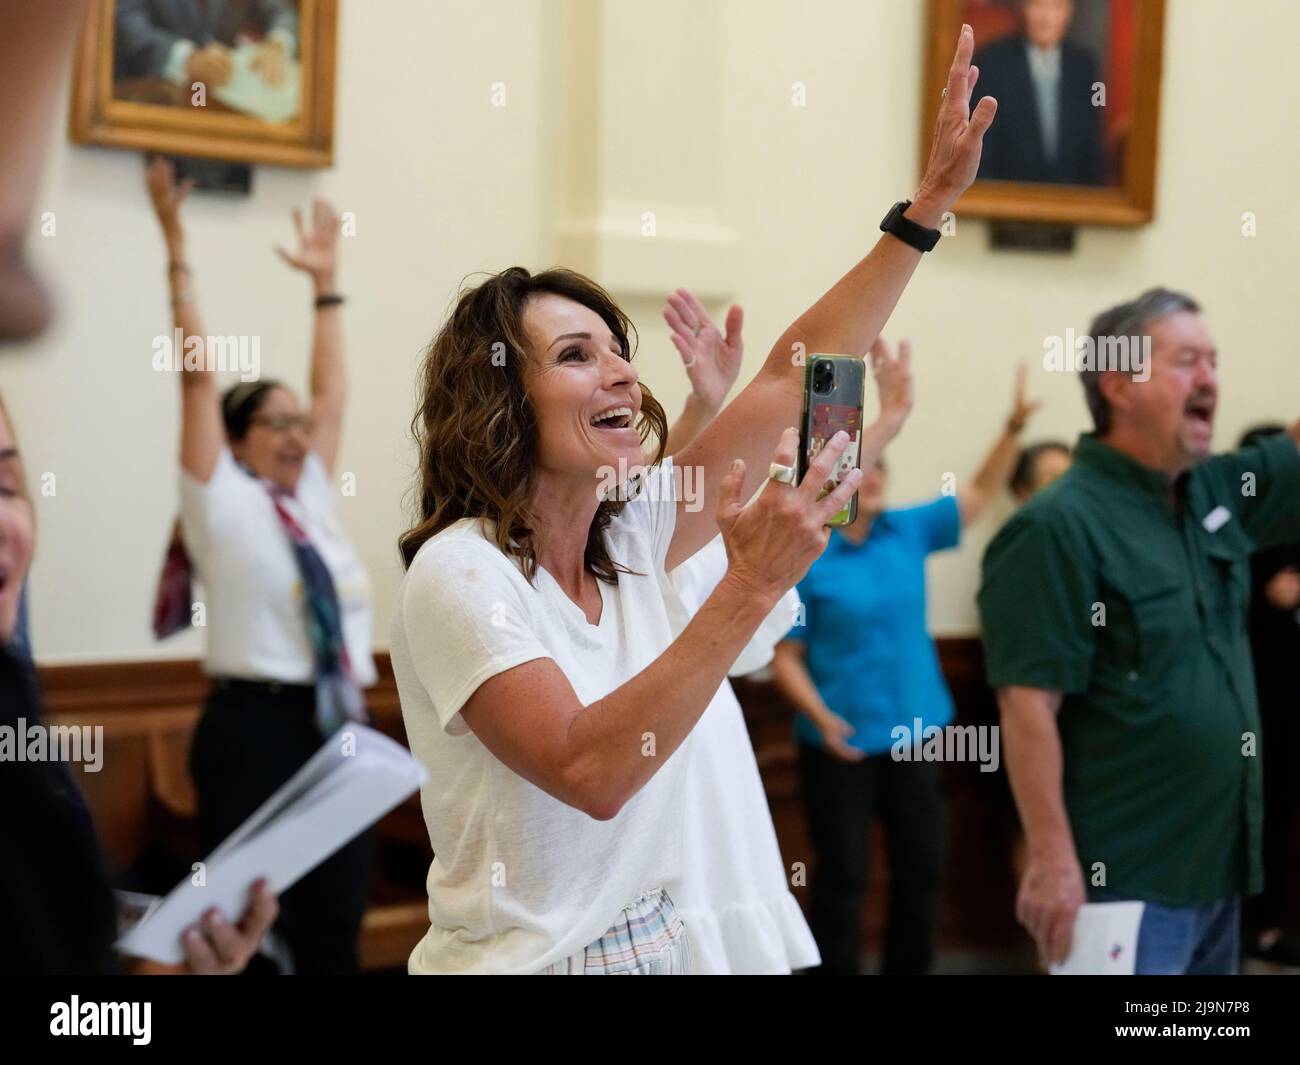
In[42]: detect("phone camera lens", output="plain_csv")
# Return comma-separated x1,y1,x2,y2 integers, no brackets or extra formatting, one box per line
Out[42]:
813,361,835,395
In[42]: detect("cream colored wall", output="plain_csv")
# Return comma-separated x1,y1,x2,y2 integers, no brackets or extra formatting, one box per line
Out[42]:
6,0,1297,663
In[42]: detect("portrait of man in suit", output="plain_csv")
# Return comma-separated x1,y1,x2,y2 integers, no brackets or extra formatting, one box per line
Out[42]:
970,0,1107,186
111,0,301,123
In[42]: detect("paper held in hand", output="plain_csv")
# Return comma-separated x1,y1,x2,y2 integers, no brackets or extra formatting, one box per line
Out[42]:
1049,901,1145,976
117,724,428,965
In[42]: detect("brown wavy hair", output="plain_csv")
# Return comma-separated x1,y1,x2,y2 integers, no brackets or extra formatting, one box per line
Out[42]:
399,267,668,584
0,393,30,510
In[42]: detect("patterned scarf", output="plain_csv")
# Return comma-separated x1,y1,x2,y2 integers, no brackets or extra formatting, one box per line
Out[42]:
151,471,366,737
264,482,366,736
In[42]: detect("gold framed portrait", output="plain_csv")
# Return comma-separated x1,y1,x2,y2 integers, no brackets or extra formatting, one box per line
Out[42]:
922,0,1166,226
68,0,337,168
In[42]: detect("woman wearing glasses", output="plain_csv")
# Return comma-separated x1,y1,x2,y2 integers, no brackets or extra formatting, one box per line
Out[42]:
146,158,376,973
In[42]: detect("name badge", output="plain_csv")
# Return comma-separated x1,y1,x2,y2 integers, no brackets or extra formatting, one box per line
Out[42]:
1202,505,1232,533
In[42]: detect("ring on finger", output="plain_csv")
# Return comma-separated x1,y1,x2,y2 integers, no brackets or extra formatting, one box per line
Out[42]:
768,462,796,485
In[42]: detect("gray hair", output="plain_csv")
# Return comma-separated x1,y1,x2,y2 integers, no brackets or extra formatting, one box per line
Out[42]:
1082,288,1201,434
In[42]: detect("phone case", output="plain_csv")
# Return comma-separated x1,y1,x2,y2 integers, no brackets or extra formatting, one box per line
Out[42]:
797,354,865,526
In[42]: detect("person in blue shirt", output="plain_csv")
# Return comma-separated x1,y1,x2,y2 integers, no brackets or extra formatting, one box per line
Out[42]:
771,344,1042,974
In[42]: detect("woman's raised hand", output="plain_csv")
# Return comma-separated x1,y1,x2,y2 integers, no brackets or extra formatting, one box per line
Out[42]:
275,200,340,289
145,156,194,245
663,288,744,413
915,24,998,215
868,334,915,437
1007,361,1043,432
717,427,862,605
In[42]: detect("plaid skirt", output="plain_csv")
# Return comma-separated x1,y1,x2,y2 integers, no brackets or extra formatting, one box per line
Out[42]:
539,888,691,974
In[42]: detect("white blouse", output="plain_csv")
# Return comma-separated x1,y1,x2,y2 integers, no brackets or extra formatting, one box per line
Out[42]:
179,448,377,687
390,458,692,974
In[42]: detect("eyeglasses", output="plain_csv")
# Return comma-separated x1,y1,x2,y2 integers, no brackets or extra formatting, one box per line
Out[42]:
251,413,315,434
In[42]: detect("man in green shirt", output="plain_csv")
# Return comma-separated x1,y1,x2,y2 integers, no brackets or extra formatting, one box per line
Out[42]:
979,289,1300,974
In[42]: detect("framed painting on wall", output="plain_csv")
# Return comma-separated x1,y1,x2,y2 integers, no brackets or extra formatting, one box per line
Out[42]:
69,0,337,168
921,0,1166,225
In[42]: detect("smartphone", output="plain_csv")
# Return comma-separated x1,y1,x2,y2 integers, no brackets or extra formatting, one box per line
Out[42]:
797,353,865,526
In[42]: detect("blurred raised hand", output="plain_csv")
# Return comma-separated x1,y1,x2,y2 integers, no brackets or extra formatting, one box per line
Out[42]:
868,334,914,434
145,156,195,247
663,288,744,413
275,200,340,289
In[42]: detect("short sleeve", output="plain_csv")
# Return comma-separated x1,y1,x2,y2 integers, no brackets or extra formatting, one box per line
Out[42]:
900,495,961,555
1199,434,1300,551
400,538,555,735
616,456,679,572
178,447,247,559
296,451,336,515
978,507,1098,694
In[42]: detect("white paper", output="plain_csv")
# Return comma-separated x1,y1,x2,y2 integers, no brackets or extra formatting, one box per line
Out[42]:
1050,901,1145,975
117,725,427,964
213,42,301,124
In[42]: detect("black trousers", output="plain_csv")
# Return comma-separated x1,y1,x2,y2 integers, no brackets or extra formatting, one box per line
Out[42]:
798,742,944,975
189,680,374,975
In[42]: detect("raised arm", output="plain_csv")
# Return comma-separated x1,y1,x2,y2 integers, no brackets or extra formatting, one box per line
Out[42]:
957,362,1041,526
665,24,996,571
659,292,744,458
146,156,223,484
998,684,1085,967
276,200,346,473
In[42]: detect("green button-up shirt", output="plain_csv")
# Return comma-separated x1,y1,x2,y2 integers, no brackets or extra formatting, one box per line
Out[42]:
978,431,1300,906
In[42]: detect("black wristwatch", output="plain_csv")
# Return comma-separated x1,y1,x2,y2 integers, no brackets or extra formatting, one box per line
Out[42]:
880,200,941,253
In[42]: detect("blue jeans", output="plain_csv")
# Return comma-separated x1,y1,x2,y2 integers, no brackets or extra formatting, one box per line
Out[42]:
1094,895,1240,975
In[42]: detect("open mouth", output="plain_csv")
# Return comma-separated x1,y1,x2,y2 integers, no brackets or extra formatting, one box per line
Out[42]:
589,405,635,432
1184,398,1215,427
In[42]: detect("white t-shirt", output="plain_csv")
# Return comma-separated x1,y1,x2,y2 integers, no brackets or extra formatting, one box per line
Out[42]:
390,458,693,974
179,448,377,687
663,534,821,974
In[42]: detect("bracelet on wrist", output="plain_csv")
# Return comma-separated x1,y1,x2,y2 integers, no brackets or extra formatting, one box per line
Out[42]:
314,292,344,309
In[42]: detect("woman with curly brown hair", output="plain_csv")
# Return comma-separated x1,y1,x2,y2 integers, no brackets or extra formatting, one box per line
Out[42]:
390,26,996,976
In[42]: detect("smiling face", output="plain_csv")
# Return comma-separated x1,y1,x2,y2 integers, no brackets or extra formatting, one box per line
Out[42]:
0,401,34,646
230,386,310,491
521,293,644,487
1104,310,1218,473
